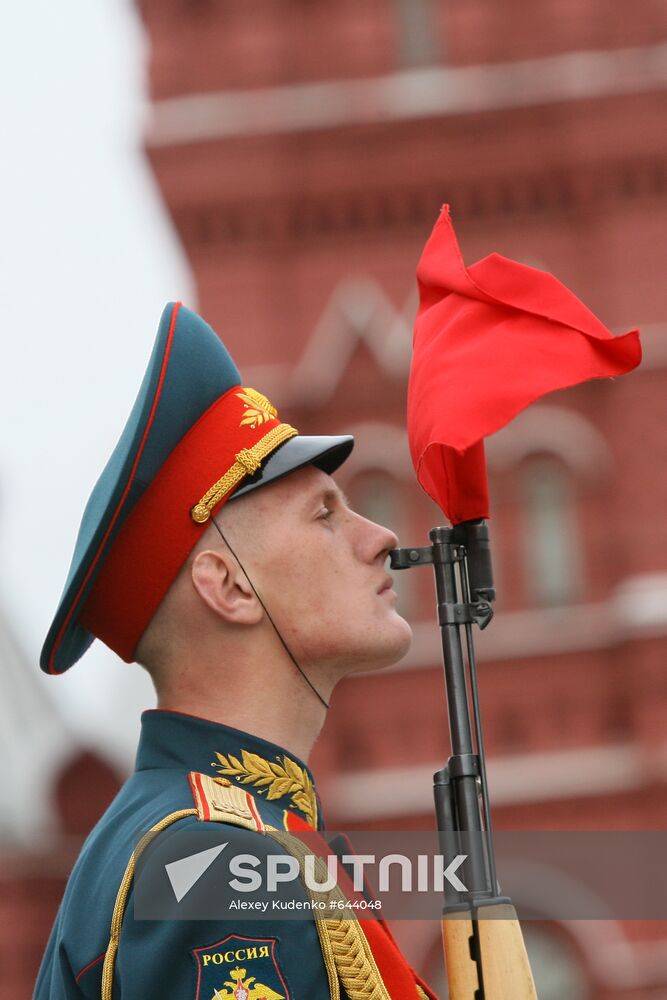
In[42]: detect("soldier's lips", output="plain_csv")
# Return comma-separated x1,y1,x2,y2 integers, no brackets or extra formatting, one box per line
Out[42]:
377,575,395,595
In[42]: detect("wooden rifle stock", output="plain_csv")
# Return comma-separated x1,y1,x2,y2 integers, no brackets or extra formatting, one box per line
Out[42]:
443,905,536,999
390,523,537,999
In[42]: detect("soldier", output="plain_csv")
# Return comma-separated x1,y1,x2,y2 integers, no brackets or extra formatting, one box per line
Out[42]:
35,303,436,1000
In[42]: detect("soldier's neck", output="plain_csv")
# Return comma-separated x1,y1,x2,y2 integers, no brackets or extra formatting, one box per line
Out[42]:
153,648,330,764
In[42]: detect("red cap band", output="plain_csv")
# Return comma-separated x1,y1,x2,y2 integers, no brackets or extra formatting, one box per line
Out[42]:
80,386,296,661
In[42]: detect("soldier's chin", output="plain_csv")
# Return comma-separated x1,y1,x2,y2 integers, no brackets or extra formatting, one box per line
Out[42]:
386,615,413,664
356,616,413,673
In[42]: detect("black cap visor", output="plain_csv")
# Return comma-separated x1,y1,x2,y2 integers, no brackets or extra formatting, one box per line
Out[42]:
230,434,353,501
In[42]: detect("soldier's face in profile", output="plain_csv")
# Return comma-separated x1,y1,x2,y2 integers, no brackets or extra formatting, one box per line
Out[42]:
231,465,413,680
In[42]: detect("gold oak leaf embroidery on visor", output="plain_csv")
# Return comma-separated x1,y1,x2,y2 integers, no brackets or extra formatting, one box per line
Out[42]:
212,750,318,829
236,388,278,429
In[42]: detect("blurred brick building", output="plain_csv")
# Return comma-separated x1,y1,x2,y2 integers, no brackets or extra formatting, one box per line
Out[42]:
137,2,667,996
9,2,667,998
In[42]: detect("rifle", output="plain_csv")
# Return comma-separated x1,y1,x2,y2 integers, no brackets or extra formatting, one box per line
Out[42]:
391,520,538,999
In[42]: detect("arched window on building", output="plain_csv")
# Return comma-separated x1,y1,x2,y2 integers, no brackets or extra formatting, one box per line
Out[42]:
520,455,582,607
392,0,440,67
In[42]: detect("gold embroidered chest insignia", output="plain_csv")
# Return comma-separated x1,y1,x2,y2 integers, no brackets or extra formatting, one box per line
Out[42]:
236,388,278,429
212,749,318,829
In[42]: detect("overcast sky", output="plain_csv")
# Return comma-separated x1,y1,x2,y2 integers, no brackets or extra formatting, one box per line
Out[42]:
0,0,192,768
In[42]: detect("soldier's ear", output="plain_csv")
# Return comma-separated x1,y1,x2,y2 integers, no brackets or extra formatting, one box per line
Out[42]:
190,547,263,626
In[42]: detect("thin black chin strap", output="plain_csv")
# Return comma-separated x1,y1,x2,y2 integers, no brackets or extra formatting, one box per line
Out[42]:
210,516,330,711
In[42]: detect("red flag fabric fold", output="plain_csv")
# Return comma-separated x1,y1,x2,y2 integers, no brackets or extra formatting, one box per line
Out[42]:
408,206,642,524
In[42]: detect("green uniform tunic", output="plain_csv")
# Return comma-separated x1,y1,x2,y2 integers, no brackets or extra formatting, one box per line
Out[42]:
35,710,334,1000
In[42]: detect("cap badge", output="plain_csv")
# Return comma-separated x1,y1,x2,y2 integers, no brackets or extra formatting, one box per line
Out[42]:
236,388,278,429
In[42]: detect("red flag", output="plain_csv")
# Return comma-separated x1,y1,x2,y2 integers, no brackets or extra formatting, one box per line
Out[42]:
408,206,642,524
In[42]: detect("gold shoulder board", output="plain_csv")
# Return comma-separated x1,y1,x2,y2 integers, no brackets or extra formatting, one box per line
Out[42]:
188,771,265,832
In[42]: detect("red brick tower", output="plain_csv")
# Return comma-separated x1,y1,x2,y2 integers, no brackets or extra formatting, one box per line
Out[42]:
138,3,667,996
